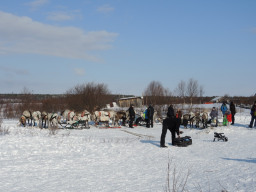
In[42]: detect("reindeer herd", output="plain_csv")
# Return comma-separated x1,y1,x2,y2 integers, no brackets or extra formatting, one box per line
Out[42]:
181,111,209,129
19,109,128,129
19,108,210,129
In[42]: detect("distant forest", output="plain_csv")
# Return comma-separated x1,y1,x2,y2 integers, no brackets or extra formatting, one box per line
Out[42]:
0,81,255,119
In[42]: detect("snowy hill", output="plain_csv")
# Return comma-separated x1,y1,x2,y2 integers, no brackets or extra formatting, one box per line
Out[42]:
0,110,255,192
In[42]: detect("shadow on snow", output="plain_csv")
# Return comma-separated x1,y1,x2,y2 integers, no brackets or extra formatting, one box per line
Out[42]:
221,157,256,164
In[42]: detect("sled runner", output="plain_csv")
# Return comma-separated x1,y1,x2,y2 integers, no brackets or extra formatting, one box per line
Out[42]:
98,126,121,129
173,136,192,147
59,120,90,129
213,132,228,142
95,121,122,129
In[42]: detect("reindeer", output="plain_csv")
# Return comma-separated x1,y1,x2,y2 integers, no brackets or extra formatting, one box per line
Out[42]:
93,110,117,127
61,109,76,123
182,111,195,128
31,111,41,127
76,109,91,128
195,111,208,128
115,111,127,126
47,112,61,128
201,111,208,128
20,110,33,127
41,111,48,128
93,110,111,126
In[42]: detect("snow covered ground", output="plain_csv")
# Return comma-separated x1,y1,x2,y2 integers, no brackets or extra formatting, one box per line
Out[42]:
0,108,255,192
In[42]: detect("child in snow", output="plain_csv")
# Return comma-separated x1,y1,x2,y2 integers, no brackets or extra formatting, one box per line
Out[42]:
223,111,231,126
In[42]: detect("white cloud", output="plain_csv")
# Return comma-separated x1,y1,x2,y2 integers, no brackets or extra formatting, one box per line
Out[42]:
74,68,85,76
27,0,49,10
97,5,114,14
47,12,74,21
0,65,29,76
0,11,118,62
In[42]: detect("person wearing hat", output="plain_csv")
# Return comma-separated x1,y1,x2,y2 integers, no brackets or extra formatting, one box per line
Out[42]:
249,101,256,128
160,105,181,148
146,104,154,128
128,104,135,128
229,101,236,125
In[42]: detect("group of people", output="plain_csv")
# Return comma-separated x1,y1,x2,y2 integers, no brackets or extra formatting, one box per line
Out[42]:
220,101,236,125
128,100,256,148
128,104,155,128
217,100,256,128
209,101,237,127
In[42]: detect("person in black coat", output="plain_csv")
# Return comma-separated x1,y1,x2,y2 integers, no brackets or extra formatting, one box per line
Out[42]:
167,104,174,118
249,101,256,128
229,101,236,125
160,105,180,147
146,104,154,128
128,104,135,128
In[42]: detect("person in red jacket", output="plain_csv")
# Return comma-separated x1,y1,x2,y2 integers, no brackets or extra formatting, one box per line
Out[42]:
175,109,182,132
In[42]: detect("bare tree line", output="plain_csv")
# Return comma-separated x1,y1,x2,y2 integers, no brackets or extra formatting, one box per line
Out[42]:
0,83,114,118
0,79,255,119
143,78,205,105
64,82,114,113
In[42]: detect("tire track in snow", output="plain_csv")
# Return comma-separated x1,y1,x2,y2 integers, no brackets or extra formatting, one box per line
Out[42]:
121,129,155,139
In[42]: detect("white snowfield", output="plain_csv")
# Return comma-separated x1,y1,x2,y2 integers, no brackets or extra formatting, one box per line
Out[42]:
0,110,255,192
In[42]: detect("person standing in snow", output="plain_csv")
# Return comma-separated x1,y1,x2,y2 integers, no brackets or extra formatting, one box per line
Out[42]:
143,108,149,126
146,104,154,128
220,101,228,117
249,101,256,128
229,101,236,125
128,104,135,128
209,107,218,127
160,105,179,147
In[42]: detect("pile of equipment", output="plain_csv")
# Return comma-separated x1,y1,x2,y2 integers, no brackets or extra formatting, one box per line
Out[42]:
173,136,192,147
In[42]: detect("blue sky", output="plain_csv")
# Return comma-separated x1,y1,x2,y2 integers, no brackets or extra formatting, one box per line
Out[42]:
0,0,255,96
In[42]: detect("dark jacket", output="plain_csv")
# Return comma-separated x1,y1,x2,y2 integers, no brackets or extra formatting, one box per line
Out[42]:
163,116,176,132
251,104,256,117
230,102,236,115
147,105,154,119
167,105,175,118
128,106,135,119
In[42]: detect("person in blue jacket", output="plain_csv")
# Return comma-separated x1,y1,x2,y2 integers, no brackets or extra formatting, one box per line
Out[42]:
220,101,228,117
143,108,149,127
